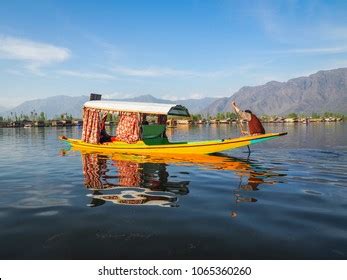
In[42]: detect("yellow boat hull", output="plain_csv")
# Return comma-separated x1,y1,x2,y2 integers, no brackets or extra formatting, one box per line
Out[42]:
61,132,287,154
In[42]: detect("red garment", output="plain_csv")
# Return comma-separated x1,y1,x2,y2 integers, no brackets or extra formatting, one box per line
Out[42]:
248,114,265,135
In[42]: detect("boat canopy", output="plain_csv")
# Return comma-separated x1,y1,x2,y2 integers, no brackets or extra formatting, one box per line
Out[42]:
84,100,190,117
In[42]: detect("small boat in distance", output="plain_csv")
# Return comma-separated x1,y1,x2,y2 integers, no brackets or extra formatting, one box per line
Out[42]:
60,97,287,154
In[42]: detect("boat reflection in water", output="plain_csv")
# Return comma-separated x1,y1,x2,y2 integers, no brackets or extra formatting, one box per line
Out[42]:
81,153,189,207
73,150,286,209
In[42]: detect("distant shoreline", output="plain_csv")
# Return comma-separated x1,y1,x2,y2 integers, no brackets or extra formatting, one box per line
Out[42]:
0,117,344,128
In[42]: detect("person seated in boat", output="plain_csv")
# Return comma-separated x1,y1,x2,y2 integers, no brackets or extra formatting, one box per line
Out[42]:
140,115,149,138
100,128,112,143
100,122,113,143
141,115,149,125
158,114,168,139
231,101,265,136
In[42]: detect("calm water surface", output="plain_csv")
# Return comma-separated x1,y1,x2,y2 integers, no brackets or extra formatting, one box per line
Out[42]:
0,123,346,259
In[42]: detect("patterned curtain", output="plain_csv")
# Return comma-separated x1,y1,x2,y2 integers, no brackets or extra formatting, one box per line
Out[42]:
115,112,140,143
81,108,101,144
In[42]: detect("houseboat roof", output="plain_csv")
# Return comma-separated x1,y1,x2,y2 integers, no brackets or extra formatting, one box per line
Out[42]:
83,100,190,117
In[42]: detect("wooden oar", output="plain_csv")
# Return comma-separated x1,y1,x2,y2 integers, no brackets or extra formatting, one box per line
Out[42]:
232,105,251,156
232,106,246,136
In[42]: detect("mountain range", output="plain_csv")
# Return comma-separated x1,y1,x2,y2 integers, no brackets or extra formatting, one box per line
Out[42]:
2,68,347,118
204,68,347,116
3,94,219,118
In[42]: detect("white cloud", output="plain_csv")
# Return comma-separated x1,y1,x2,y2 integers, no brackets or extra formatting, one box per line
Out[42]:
161,95,180,101
274,47,347,55
57,70,116,80
0,35,70,73
0,35,70,62
111,66,235,78
103,92,135,99
188,93,204,99
162,93,229,101
112,66,195,77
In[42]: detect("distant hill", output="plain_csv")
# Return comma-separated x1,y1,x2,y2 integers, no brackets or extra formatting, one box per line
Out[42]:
127,94,220,113
203,68,347,116
179,97,219,114
124,94,173,104
123,95,219,114
3,94,219,118
3,68,346,118
4,95,89,119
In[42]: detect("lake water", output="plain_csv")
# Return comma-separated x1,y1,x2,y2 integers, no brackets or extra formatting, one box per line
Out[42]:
0,123,346,259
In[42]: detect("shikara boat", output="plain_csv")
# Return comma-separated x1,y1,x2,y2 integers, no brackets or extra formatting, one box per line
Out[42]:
64,132,286,154
60,99,287,154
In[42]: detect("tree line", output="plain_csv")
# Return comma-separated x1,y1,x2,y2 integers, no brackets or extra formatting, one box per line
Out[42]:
0,111,345,123
191,111,345,121
0,111,74,122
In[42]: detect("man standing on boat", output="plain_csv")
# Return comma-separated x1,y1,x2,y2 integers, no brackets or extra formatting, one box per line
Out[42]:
231,101,265,136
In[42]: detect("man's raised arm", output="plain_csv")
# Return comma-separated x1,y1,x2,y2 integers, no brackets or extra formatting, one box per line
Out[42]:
231,101,251,121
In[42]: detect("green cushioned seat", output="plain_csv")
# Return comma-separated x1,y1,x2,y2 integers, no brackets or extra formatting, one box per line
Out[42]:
141,124,166,139
141,124,168,145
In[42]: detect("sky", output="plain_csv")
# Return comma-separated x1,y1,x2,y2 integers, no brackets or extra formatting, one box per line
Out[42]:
1,0,347,107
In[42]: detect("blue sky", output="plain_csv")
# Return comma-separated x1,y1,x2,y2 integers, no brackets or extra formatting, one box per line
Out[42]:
1,0,347,107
